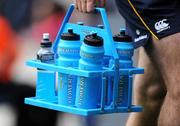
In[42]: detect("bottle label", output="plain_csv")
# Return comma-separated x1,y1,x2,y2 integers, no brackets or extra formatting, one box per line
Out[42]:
78,77,85,106
67,75,73,104
117,50,131,56
80,51,103,59
117,76,124,105
59,48,80,54
37,53,54,64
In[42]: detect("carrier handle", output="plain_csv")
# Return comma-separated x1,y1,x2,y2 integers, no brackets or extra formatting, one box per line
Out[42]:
52,4,114,57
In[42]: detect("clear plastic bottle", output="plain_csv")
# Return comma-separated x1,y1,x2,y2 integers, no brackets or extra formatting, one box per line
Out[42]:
37,33,54,64
36,33,56,102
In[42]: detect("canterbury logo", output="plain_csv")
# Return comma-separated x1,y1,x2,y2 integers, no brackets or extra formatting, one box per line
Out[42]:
155,19,170,33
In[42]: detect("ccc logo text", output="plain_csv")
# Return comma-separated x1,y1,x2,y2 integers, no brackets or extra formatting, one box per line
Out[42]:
155,19,170,33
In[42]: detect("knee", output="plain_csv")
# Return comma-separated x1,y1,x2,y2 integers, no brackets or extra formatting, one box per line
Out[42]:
146,83,166,101
135,80,166,108
134,69,166,102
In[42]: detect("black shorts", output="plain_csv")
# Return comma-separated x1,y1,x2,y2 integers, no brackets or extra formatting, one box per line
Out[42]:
115,0,180,48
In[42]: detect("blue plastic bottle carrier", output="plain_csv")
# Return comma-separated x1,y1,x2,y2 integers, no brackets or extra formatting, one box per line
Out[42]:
25,4,144,116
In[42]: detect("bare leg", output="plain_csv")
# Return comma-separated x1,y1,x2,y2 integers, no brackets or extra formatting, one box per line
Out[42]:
145,33,180,126
126,47,166,126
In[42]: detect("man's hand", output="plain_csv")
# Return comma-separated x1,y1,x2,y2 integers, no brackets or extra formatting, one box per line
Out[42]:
75,0,106,13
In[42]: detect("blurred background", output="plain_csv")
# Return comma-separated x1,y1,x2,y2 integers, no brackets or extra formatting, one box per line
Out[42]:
0,0,129,126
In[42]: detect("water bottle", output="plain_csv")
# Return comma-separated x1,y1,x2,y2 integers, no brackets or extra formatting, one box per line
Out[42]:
36,33,56,102
112,29,134,68
108,29,134,106
76,33,104,109
37,33,55,63
57,28,81,106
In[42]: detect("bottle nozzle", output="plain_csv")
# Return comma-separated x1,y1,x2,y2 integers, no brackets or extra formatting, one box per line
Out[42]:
120,28,126,36
77,22,84,25
68,28,73,34
43,33,50,40
92,33,98,38
91,31,98,38
41,33,52,47
97,25,104,29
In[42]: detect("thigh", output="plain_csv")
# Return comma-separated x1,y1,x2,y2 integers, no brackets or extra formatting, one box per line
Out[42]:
134,47,166,104
145,33,180,96
126,47,166,126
